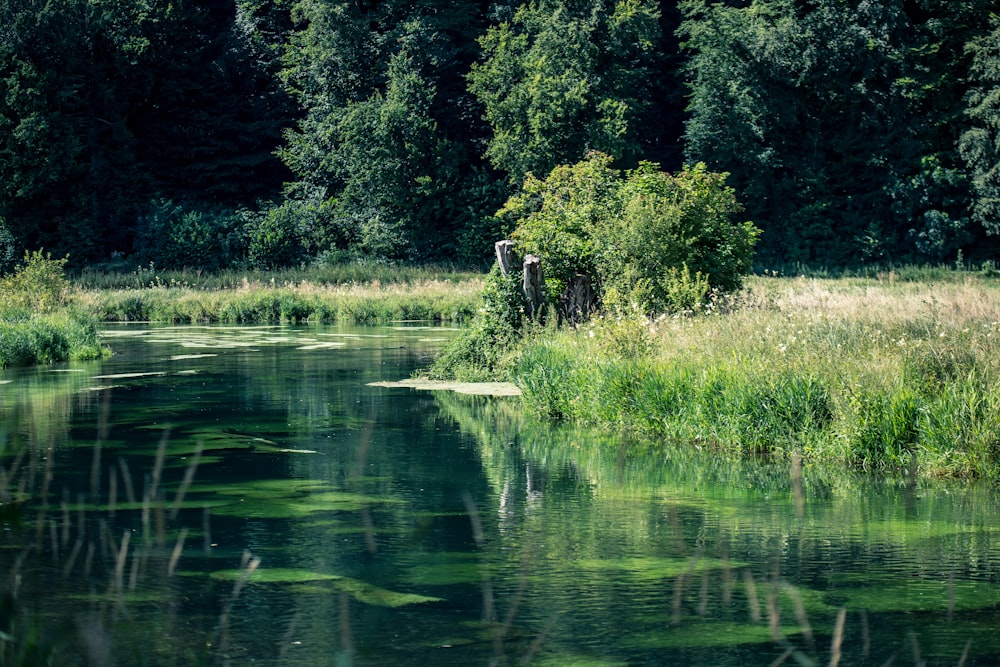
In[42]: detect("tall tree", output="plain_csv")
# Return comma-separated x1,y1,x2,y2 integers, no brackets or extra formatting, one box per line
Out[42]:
468,0,661,185
0,0,294,263
0,0,153,259
129,0,294,205
679,0,992,266
960,14,1000,239
279,0,504,260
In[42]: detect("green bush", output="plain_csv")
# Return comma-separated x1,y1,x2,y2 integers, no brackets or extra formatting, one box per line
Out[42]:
429,266,527,381
0,250,69,314
504,153,620,292
0,310,105,368
503,152,759,316
243,199,322,269
596,162,759,311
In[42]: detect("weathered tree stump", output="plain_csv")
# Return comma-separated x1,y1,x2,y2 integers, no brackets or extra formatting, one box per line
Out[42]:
495,240,517,277
522,254,544,319
559,273,594,323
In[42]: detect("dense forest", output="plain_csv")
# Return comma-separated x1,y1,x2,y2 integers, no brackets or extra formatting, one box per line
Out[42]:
0,0,998,270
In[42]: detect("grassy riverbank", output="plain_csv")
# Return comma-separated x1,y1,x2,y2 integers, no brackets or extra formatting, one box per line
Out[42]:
1,260,483,368
72,263,483,324
510,272,1000,478
0,252,107,368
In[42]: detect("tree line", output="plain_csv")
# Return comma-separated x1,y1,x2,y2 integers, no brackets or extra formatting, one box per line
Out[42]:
0,0,998,271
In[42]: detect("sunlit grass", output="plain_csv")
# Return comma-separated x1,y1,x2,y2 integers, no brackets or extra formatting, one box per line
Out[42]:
75,276,484,324
511,273,1000,478
71,261,484,291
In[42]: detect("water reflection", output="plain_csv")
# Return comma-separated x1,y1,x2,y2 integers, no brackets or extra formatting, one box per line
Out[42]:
1,324,1000,666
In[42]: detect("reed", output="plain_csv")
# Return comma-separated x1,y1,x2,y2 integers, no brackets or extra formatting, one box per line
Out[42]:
75,278,483,325
71,261,482,291
511,274,1000,477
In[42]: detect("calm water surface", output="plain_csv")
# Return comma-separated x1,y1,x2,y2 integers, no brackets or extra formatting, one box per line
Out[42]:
2,323,1000,666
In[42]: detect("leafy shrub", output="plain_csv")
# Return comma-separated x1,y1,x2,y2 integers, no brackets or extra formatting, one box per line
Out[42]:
136,200,244,270
429,266,527,381
0,250,69,314
504,153,620,292
596,162,759,311
503,152,759,316
243,203,310,270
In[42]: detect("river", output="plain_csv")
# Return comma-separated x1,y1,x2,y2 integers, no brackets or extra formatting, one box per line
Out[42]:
1,323,999,666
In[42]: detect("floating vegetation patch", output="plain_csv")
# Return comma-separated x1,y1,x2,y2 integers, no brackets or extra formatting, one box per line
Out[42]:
402,552,490,586
209,567,341,584
316,333,387,338
208,567,443,607
625,620,805,649
296,342,347,350
92,371,168,380
573,556,749,581
391,326,460,331
825,576,1000,613
369,379,522,396
195,478,402,519
531,653,629,667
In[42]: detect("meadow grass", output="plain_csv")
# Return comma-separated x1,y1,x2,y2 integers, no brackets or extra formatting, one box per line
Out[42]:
75,277,483,324
71,261,483,291
510,273,1000,478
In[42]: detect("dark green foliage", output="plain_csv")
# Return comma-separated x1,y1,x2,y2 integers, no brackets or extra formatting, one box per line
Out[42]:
0,218,18,276
468,0,661,184
960,16,1000,236
279,0,505,262
678,0,991,266
242,203,312,270
135,201,245,271
429,266,527,381
0,0,292,264
0,0,995,271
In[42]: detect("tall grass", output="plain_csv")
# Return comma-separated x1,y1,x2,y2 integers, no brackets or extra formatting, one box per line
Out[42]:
76,278,483,324
71,261,483,291
510,274,1000,478
0,252,108,368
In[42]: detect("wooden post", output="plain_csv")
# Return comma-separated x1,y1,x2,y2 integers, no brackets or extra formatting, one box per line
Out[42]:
522,254,544,319
559,273,594,323
495,240,516,277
